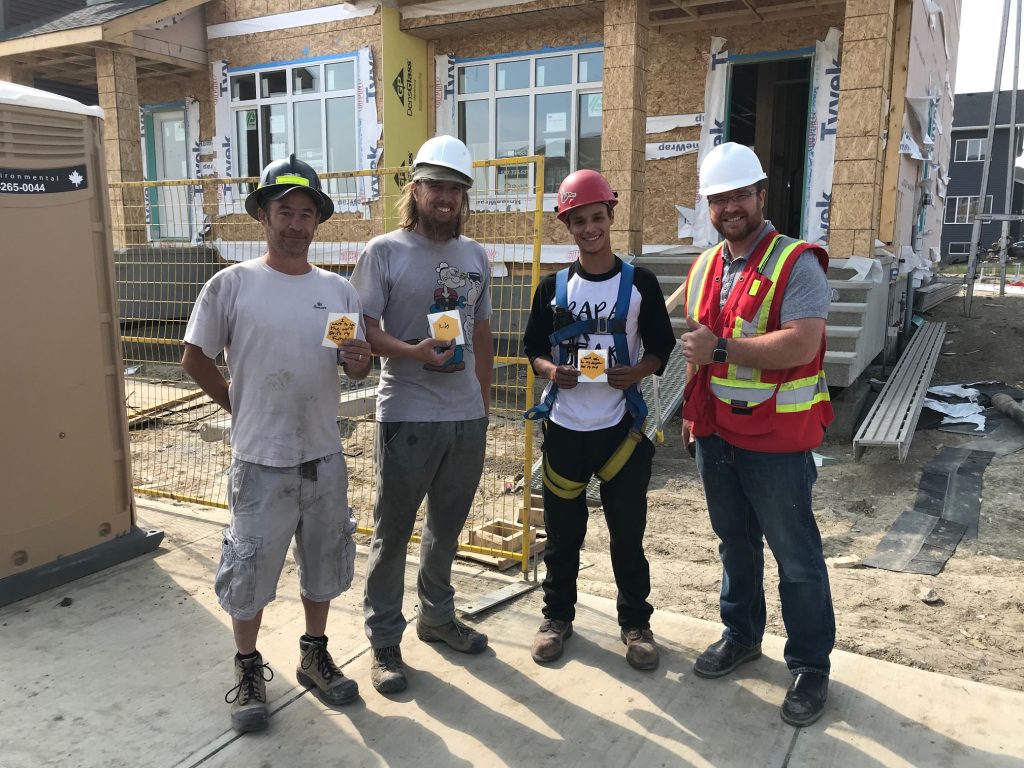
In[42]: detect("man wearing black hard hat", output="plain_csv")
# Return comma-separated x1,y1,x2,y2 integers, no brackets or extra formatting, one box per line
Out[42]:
183,155,372,733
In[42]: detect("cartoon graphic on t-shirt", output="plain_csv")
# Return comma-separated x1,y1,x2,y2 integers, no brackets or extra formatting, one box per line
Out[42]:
425,261,472,372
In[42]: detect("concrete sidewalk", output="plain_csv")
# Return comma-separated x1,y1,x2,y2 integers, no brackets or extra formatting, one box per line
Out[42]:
2,498,1022,768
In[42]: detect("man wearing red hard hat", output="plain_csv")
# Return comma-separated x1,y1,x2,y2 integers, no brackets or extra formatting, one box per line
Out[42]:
680,141,835,727
523,169,675,671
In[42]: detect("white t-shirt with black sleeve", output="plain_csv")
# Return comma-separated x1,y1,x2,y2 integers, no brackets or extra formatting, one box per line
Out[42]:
523,257,676,432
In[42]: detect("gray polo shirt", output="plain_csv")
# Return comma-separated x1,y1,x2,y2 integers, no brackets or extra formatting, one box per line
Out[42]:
719,221,831,323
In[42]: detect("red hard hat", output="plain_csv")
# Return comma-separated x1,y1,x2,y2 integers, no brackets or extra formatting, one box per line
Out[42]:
554,169,618,222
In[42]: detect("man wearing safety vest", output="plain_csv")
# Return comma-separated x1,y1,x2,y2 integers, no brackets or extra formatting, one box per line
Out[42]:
523,170,675,670
681,142,835,727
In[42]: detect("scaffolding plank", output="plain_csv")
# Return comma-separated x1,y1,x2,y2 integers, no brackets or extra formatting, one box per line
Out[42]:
853,321,946,462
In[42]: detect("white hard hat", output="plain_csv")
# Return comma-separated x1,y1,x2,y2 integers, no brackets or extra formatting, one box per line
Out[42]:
413,135,474,188
698,142,767,197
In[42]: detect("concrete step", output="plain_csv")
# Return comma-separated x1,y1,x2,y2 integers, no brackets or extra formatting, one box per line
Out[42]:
829,278,873,303
656,274,686,291
636,254,698,276
824,350,858,387
825,325,861,353
826,301,868,327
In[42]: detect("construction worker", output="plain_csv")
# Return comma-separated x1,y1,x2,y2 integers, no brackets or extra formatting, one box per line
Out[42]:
350,135,493,694
681,142,835,727
523,170,676,670
182,155,372,733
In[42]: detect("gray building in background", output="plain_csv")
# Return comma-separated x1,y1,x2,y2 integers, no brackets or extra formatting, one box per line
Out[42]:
942,90,1024,263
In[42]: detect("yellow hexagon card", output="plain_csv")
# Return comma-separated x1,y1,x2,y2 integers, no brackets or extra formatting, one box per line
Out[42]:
578,349,608,382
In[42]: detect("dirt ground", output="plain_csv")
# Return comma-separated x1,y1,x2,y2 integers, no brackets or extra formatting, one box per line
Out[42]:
573,287,1024,692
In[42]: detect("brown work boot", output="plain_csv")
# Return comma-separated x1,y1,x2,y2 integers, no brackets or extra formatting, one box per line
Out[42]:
416,617,488,654
225,652,273,733
621,627,660,670
531,618,573,664
370,645,407,694
296,635,359,705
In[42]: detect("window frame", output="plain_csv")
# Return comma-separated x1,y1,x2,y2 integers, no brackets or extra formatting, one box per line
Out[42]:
944,195,994,224
947,242,972,256
953,137,987,163
227,53,360,179
453,44,604,202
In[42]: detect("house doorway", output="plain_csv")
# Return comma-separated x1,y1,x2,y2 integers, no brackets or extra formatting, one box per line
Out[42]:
727,57,811,237
144,105,192,240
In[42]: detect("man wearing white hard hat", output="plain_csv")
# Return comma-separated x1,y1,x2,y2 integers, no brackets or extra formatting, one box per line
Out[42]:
351,135,493,694
680,142,835,727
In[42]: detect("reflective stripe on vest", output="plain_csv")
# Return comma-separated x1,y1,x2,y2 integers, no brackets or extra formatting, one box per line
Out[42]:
776,372,830,412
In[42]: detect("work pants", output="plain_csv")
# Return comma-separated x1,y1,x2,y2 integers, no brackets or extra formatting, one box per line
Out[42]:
363,418,488,647
540,417,655,629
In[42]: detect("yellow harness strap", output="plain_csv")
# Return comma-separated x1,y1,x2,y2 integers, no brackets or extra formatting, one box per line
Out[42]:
542,454,588,499
595,428,642,483
541,429,643,499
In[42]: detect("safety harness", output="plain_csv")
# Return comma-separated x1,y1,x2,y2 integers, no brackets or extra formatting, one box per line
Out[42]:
525,261,648,498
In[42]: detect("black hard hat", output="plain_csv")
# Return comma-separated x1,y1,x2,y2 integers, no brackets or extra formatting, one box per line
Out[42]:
244,154,334,222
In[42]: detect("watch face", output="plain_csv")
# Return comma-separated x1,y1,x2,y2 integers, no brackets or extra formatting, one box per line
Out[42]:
713,348,727,363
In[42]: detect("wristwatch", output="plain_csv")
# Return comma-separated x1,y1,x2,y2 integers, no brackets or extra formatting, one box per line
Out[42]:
712,337,729,363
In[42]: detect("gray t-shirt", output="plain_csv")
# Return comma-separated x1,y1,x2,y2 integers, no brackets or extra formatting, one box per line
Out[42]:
720,222,830,323
184,259,364,466
351,228,491,422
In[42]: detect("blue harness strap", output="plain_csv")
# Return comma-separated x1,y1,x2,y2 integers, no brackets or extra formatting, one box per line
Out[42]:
525,261,647,431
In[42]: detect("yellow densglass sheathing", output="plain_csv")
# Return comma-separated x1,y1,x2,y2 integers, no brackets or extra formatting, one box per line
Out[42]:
111,158,544,571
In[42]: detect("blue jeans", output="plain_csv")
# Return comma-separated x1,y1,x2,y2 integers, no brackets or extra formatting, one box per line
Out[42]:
696,435,835,675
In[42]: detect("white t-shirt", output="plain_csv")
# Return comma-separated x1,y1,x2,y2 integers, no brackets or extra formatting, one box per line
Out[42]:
184,259,364,467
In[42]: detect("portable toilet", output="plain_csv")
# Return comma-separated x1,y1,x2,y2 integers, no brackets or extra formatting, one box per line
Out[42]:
0,82,162,606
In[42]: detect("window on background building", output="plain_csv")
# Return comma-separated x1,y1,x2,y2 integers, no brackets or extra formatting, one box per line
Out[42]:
953,137,987,162
455,47,603,194
229,57,358,180
947,242,971,256
944,195,994,224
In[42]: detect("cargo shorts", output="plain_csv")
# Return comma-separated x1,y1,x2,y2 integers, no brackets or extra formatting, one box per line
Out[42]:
215,452,357,620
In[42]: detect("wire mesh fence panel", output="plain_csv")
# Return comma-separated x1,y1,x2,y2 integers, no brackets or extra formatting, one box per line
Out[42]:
112,158,544,571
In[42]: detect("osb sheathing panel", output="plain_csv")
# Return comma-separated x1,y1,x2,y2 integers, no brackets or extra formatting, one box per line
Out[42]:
205,0,349,25
842,37,892,92
403,0,603,36
830,183,874,230
431,19,603,60
828,227,855,257
845,0,895,19
137,71,207,112
844,11,892,41
210,15,381,72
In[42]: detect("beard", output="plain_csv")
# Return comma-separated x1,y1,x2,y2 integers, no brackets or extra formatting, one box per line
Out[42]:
712,209,763,242
418,208,461,241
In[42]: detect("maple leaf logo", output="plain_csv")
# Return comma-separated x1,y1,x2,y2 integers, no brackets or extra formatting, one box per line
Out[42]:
68,170,84,187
